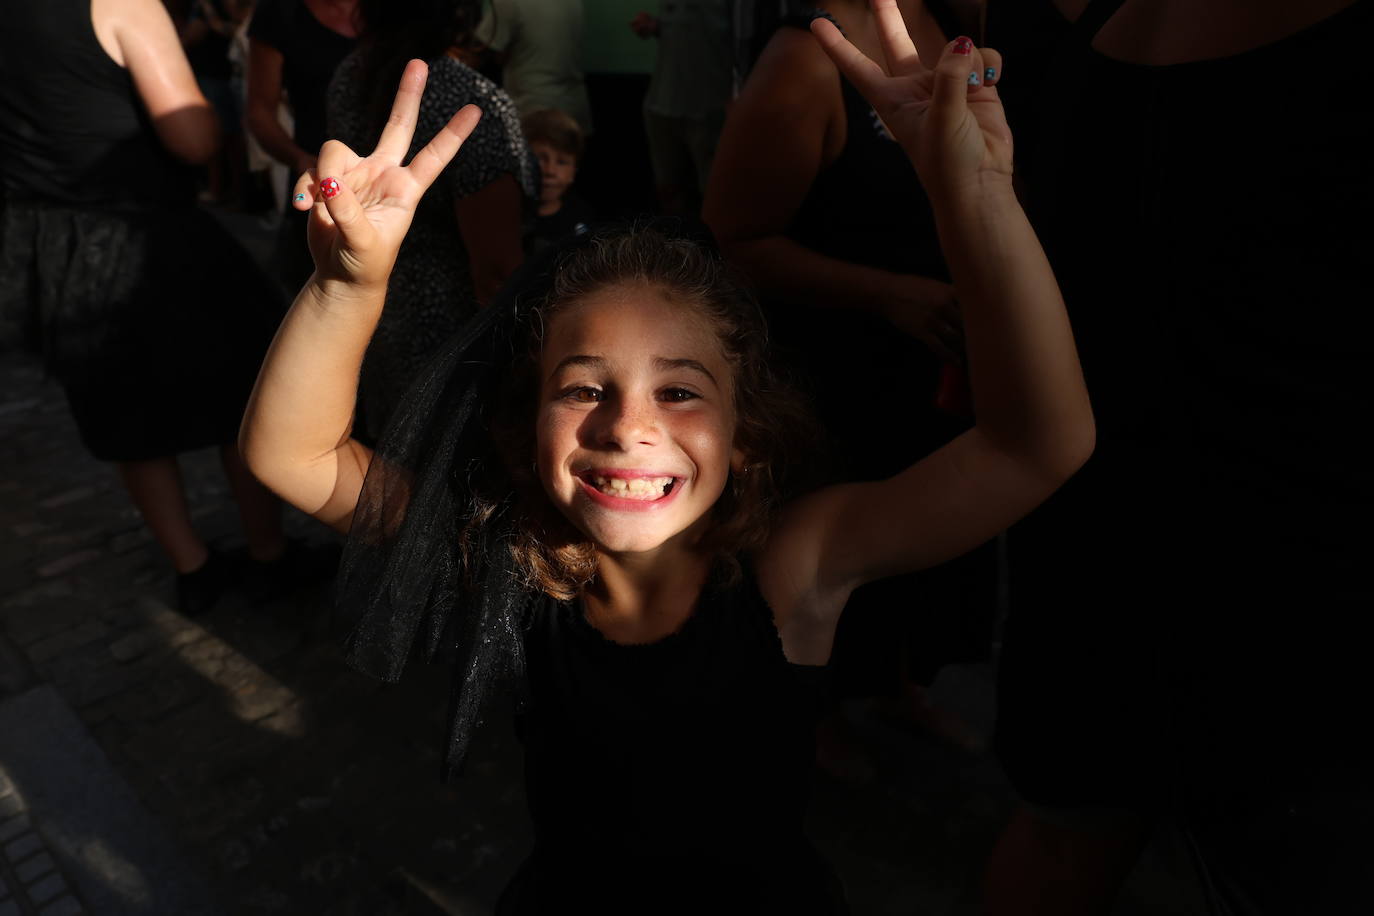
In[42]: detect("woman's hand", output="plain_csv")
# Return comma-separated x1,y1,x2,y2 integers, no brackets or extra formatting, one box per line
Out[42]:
810,1,1011,202
884,277,963,364
291,60,482,293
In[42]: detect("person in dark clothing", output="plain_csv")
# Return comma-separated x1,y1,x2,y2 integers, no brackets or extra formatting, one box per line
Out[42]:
182,0,252,205
246,0,360,288
242,20,1091,907
0,0,288,614
325,0,532,441
981,1,1374,913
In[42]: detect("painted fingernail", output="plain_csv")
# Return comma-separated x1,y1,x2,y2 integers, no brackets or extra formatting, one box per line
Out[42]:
985,67,997,82
953,36,974,55
292,192,307,203
320,177,341,200
968,71,982,86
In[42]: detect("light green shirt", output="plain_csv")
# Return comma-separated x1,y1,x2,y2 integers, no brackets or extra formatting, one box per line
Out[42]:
644,0,733,119
477,0,594,133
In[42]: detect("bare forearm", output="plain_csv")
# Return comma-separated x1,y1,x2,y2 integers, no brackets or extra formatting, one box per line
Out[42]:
725,234,943,318
933,184,1093,469
247,102,310,170
152,104,221,164
240,278,381,516
245,44,309,170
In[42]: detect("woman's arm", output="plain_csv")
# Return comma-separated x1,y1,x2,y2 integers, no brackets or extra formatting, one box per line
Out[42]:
241,62,482,532
455,173,525,305
245,40,316,173
703,26,960,360
98,0,220,164
761,13,1092,653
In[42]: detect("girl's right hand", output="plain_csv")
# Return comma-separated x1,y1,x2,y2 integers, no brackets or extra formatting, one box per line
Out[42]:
291,60,482,293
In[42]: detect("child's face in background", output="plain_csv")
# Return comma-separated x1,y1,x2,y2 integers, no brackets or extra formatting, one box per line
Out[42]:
531,141,577,206
536,282,743,557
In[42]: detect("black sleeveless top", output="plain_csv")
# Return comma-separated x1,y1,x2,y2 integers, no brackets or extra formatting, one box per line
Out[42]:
248,0,358,156
503,572,842,914
0,0,192,209
990,0,1374,566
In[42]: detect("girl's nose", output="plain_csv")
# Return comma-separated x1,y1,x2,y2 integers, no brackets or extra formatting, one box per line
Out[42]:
596,395,657,448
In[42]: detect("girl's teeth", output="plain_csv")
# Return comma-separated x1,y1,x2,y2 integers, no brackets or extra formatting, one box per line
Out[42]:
590,475,674,499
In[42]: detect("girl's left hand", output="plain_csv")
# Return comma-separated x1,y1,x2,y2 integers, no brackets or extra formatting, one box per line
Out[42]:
810,1,1011,202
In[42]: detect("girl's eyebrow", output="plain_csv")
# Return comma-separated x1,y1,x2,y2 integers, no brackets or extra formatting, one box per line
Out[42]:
547,354,605,382
546,355,718,386
653,357,717,386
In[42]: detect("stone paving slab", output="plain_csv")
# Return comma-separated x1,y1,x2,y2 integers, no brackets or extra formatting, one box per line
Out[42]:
0,687,221,916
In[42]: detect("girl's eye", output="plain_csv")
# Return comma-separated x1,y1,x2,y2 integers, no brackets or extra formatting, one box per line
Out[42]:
659,388,700,403
563,387,602,403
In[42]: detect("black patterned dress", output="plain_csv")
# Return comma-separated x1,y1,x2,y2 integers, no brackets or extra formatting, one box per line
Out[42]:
0,0,281,462
327,54,536,440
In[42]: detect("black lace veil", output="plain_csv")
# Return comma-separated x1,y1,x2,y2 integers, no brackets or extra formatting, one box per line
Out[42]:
336,233,575,779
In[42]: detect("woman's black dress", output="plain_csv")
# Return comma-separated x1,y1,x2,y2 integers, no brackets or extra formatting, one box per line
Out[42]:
327,53,537,441
498,571,845,915
0,0,280,462
988,0,1374,909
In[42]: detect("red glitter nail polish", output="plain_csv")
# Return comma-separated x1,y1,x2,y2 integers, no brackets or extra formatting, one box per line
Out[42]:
320,177,341,199
953,37,974,55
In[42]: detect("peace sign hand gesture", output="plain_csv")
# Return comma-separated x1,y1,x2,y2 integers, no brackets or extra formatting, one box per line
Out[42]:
291,60,482,293
810,1,1012,203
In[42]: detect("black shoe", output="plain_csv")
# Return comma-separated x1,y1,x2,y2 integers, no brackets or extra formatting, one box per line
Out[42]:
176,549,233,616
244,539,341,603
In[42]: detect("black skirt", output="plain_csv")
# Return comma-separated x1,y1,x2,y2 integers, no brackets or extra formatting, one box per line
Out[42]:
0,201,283,461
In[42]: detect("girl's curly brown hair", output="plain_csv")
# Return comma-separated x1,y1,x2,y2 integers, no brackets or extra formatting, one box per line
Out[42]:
463,226,821,601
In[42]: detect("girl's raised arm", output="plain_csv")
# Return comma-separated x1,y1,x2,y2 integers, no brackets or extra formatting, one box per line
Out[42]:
762,4,1093,633
239,61,481,533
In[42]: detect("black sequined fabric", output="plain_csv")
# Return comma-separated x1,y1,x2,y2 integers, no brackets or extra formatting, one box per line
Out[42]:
0,202,281,460
337,235,579,777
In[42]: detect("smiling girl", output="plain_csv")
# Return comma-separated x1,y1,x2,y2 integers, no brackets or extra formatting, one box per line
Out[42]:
241,4,1092,911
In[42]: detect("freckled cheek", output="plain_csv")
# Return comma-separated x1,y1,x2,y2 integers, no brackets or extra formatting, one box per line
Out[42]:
534,408,575,496
673,416,735,492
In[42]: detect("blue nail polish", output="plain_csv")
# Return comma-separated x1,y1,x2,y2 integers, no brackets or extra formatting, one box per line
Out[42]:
293,193,306,202
985,67,997,82
967,71,981,86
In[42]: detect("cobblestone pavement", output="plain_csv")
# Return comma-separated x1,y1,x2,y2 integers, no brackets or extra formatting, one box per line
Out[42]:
1,763,84,916
0,207,1031,915
0,351,539,914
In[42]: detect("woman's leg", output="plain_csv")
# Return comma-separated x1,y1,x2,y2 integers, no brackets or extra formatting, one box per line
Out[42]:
218,444,286,563
115,456,209,573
